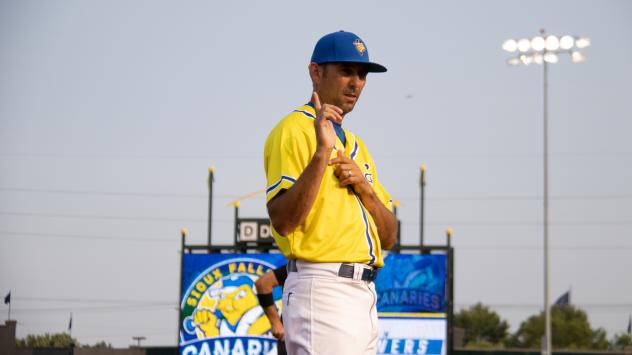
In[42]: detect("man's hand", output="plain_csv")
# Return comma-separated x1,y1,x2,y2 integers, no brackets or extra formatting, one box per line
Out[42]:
312,92,341,152
270,319,285,341
329,150,371,195
329,150,398,250
266,92,338,236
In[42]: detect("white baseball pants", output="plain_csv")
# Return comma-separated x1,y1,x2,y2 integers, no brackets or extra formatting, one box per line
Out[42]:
282,260,379,355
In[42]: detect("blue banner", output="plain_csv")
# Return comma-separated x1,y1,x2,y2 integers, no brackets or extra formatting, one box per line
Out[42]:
379,338,443,355
375,253,447,313
377,315,446,355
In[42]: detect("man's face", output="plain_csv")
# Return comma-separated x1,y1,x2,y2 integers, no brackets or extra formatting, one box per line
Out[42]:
315,62,369,115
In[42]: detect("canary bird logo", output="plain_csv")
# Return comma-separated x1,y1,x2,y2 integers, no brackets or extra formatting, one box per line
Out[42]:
180,258,284,355
353,39,366,56
190,275,271,337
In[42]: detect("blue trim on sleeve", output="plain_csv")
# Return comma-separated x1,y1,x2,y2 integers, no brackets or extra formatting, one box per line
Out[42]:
293,110,315,119
266,176,297,194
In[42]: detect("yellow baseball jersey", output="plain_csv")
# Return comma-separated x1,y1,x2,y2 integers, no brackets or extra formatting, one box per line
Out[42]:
264,103,393,267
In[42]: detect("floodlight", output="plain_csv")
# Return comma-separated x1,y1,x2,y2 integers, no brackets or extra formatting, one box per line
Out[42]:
507,57,521,66
518,38,531,52
576,37,591,49
544,53,558,63
502,39,518,52
571,51,586,63
531,36,546,52
520,54,533,65
502,30,589,355
560,35,574,50
545,36,560,51
533,53,544,65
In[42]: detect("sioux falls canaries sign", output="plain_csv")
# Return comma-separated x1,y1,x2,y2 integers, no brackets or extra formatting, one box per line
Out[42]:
374,253,448,355
179,254,286,355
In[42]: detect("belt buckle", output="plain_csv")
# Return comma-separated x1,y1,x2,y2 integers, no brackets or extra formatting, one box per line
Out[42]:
361,267,378,282
338,263,377,282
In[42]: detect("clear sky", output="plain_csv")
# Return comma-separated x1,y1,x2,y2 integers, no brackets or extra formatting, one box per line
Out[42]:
1,0,631,348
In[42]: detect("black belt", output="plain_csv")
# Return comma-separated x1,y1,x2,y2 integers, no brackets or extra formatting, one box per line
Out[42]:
287,260,378,282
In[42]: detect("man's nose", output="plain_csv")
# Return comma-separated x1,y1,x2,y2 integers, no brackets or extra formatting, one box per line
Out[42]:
348,75,360,89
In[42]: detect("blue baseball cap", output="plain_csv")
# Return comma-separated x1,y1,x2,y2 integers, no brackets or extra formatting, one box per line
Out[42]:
310,31,387,73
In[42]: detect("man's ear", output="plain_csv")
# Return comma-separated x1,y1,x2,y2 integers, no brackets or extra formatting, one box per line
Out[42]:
308,62,320,87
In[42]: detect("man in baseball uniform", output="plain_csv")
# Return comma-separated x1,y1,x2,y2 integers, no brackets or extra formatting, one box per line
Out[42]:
264,30,397,355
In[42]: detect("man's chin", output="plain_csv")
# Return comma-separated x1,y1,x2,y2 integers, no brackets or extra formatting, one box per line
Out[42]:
341,103,356,115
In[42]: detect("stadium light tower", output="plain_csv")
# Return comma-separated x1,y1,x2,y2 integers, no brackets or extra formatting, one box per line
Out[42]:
502,29,589,355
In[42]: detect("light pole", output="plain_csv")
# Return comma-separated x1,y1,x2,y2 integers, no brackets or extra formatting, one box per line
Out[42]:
132,336,146,347
502,30,589,355
420,164,427,247
207,166,215,247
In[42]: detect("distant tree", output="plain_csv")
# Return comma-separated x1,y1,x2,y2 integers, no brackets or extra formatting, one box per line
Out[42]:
463,340,499,349
591,328,609,350
454,303,509,347
510,305,608,350
16,333,78,348
611,333,632,350
81,341,112,349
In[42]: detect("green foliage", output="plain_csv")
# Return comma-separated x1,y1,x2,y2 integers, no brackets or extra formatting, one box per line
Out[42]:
81,341,112,349
591,328,609,350
454,303,509,347
465,340,503,349
16,333,78,348
611,332,632,350
16,333,111,349
509,312,544,348
510,305,608,350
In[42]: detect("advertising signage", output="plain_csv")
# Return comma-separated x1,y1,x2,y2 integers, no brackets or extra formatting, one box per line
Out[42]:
376,253,448,355
179,254,286,355
179,252,448,355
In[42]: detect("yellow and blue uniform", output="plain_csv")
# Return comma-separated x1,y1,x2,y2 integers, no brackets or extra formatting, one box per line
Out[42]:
264,103,392,267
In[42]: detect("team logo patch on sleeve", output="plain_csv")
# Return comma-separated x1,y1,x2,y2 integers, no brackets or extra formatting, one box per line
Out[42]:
363,163,373,184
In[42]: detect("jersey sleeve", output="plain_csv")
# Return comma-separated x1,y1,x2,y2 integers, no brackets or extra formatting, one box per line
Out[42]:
264,123,310,203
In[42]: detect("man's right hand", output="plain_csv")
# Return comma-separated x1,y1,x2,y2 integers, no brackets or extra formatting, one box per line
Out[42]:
267,92,340,236
312,92,341,153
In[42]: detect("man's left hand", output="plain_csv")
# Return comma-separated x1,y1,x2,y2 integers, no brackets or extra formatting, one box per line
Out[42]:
329,150,370,194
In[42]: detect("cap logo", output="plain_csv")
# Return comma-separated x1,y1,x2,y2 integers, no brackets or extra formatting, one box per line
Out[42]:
353,38,366,56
